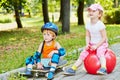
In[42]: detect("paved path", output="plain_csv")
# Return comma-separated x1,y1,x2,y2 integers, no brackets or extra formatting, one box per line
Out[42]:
27,43,120,80
0,22,17,31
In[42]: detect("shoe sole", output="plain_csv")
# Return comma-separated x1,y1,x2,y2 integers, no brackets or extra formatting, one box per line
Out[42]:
97,71,106,75
62,67,75,76
63,72,75,76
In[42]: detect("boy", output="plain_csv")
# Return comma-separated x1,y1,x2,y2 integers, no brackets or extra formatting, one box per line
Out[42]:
25,22,66,80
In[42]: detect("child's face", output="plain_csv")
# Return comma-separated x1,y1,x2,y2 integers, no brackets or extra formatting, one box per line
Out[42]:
43,30,55,42
88,9,102,19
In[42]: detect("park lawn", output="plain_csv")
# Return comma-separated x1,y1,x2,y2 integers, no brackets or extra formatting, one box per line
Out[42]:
0,18,120,75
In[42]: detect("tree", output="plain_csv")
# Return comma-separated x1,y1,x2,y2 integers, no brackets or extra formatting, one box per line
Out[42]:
61,0,70,33
114,0,119,8
77,0,84,25
42,0,49,23
1,0,26,28
58,0,63,22
14,0,23,28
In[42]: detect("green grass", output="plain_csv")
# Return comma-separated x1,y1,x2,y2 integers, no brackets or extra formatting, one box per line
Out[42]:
0,24,86,73
0,17,120,79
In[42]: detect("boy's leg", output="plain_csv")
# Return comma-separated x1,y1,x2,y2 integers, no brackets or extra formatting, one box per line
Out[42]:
47,54,60,80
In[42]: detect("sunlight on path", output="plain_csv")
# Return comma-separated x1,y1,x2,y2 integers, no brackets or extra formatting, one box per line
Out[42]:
0,22,17,31
0,11,89,31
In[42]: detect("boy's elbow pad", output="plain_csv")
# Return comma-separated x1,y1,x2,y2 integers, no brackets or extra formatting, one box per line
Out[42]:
36,59,41,63
25,56,34,65
58,48,66,56
33,51,41,63
33,51,41,60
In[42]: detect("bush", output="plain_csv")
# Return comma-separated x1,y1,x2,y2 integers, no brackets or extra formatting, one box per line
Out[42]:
0,18,12,23
103,8,120,24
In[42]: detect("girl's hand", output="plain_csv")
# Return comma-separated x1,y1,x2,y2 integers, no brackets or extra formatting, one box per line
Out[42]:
90,45,97,50
85,44,90,50
37,63,44,69
48,50,58,58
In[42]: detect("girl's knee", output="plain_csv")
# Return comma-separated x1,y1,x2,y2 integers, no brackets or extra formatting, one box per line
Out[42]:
80,50,89,60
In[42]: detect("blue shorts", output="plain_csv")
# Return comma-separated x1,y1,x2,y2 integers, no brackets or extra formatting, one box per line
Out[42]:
41,58,51,67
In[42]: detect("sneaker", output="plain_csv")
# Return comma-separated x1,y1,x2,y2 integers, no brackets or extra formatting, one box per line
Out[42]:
63,67,76,76
47,71,54,80
25,68,32,75
97,68,107,75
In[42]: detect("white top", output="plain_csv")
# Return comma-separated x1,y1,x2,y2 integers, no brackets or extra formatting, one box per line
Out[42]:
85,20,106,44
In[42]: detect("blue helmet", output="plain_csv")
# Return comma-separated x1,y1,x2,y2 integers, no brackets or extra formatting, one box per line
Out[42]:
41,22,58,35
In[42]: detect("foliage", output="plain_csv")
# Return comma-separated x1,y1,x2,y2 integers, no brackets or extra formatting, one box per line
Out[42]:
95,0,113,10
25,0,42,16
103,8,120,24
85,0,95,6
1,0,26,12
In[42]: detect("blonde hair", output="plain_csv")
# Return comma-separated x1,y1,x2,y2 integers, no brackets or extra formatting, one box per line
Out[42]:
98,10,103,19
43,30,56,39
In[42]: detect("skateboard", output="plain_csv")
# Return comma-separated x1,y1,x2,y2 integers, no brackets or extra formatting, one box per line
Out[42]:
20,60,67,78
31,59,67,77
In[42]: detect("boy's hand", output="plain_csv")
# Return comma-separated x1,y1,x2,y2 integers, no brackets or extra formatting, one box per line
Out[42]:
37,63,44,69
48,50,58,58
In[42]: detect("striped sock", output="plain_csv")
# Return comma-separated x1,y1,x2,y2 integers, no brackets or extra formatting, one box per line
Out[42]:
50,66,56,72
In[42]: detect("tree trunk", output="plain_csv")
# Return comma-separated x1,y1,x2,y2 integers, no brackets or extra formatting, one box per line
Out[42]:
42,0,49,23
58,0,63,22
61,0,70,33
14,7,23,28
77,0,84,25
114,0,119,8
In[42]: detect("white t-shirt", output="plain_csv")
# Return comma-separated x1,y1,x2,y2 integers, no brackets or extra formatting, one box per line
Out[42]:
85,20,106,44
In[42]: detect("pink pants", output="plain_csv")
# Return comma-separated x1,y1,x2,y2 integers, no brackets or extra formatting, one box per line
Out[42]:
80,42,108,60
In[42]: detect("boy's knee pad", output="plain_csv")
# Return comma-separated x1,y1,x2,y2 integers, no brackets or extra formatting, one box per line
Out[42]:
51,54,60,64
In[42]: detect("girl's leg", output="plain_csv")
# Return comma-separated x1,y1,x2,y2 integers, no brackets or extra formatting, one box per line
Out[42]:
72,50,89,70
96,43,108,74
64,50,89,75
71,58,83,70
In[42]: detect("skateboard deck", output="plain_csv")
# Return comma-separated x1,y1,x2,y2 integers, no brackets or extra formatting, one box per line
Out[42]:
20,60,67,77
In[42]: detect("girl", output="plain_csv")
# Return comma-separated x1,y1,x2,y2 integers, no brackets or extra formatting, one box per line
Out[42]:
63,4,108,75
